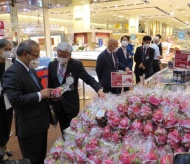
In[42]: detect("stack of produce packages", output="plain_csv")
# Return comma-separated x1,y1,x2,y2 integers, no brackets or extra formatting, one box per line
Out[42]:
45,85,190,164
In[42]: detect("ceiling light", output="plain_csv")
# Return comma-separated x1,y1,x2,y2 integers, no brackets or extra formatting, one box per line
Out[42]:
170,11,174,15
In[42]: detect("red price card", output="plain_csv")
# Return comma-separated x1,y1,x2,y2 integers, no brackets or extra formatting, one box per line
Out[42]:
111,71,133,87
174,50,190,69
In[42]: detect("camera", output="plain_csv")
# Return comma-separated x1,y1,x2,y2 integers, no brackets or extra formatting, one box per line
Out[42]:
0,149,30,164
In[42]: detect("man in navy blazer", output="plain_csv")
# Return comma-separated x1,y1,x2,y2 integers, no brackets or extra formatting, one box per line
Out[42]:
2,40,53,164
48,42,105,134
96,39,120,94
134,36,155,84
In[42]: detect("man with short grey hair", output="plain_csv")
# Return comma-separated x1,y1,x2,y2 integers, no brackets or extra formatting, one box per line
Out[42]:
48,42,105,134
151,36,163,74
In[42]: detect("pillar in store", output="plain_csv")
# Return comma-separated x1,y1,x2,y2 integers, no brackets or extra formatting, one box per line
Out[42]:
128,16,139,34
10,4,20,42
144,20,150,35
42,0,51,58
72,0,90,31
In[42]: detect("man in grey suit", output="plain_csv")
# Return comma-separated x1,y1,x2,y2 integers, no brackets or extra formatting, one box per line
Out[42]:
2,40,53,164
48,42,105,134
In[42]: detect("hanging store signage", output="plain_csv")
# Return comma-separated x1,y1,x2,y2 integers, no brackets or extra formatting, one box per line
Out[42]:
111,71,134,87
0,21,4,36
174,50,190,69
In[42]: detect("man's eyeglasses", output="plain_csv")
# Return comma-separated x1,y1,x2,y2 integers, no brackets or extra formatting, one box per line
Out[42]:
26,51,40,58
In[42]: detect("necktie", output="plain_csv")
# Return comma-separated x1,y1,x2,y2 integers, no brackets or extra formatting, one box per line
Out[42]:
122,48,127,59
57,64,64,84
142,48,146,62
110,53,115,66
29,70,41,89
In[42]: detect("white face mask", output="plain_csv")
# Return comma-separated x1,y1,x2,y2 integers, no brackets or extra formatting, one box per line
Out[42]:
121,41,129,47
144,44,150,49
57,57,68,64
28,55,40,69
113,47,119,53
1,51,12,59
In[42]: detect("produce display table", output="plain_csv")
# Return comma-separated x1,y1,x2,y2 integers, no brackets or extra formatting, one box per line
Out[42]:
145,68,190,91
45,86,190,163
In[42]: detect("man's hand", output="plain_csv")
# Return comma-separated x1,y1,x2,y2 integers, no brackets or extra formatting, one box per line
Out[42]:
138,63,144,69
97,89,106,98
40,88,54,99
125,67,130,71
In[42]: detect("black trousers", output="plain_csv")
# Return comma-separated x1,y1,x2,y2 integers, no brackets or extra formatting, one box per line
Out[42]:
103,86,121,94
0,96,13,147
55,109,78,135
153,60,160,74
18,131,47,164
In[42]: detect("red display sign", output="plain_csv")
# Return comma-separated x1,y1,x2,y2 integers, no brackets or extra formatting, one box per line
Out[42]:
174,50,190,69
111,71,133,87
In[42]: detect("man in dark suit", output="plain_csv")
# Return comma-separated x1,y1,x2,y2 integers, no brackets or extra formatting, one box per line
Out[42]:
48,42,105,134
2,40,53,164
134,35,155,84
116,36,133,92
96,39,120,94
156,34,163,70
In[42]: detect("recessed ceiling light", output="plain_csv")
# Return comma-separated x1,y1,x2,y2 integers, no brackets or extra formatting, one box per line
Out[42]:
170,11,174,15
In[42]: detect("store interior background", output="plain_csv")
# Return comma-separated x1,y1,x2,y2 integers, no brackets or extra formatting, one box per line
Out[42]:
0,0,189,63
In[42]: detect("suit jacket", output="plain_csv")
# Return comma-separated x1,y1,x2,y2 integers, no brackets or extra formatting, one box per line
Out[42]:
96,49,118,88
134,46,154,77
157,43,162,56
2,60,50,138
48,59,102,114
116,47,133,71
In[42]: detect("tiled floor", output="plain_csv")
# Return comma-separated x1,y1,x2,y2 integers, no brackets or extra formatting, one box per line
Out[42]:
7,67,98,161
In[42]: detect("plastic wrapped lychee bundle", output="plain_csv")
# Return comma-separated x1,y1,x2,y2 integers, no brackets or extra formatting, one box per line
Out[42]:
51,83,74,98
46,86,190,163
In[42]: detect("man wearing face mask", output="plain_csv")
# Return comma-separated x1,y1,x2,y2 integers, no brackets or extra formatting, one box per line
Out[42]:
2,40,54,164
48,42,105,134
96,38,120,94
134,35,155,84
0,39,14,160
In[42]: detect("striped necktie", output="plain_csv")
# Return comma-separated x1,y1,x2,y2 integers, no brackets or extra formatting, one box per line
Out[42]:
29,69,41,89
57,64,64,84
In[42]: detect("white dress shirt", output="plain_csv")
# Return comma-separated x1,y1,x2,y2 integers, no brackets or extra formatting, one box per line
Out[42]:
150,43,160,60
